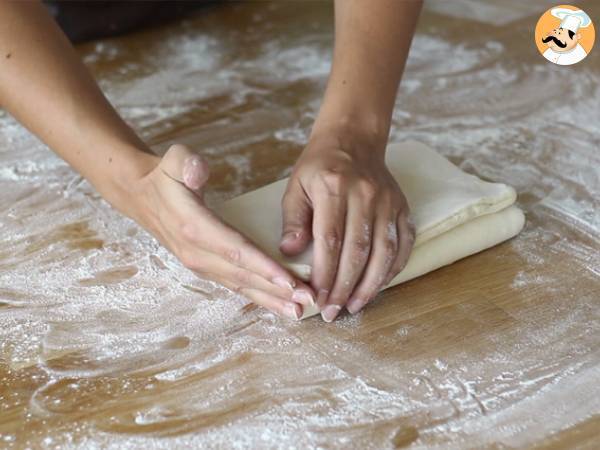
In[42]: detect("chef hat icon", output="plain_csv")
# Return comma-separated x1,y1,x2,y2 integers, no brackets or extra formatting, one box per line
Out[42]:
551,7,592,33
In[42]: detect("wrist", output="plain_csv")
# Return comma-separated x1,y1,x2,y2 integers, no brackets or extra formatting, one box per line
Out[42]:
309,113,390,158
91,145,160,219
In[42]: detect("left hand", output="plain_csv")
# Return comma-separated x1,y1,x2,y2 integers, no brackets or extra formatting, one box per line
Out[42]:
279,134,415,322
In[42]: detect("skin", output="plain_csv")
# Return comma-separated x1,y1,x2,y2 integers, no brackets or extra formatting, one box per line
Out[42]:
0,0,421,322
281,0,421,321
543,27,581,52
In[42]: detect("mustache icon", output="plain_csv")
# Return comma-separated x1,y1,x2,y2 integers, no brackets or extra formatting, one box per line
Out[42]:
542,35,567,48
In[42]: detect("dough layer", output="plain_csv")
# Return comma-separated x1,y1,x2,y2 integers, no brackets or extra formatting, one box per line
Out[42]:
216,141,525,319
298,206,524,318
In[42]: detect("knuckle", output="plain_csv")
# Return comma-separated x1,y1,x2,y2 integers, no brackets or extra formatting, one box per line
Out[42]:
356,178,377,199
383,268,397,285
319,170,345,195
352,238,371,257
232,284,244,294
383,239,397,258
317,229,342,251
180,221,197,242
335,277,356,297
283,211,307,232
351,223,372,258
393,257,408,273
388,263,402,279
373,271,389,290
180,251,200,271
181,257,196,271
362,283,380,299
385,220,398,242
233,268,252,286
223,246,242,264
327,292,347,306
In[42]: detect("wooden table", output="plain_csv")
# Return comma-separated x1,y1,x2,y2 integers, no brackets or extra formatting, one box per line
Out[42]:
1,1,598,448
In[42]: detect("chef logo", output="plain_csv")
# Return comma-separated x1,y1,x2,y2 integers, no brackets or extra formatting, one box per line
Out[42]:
535,5,595,66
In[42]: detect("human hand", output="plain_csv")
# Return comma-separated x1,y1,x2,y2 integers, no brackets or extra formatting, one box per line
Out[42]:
130,144,315,320
279,135,415,321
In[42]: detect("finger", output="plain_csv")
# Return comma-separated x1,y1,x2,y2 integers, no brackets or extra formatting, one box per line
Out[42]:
346,213,398,315
188,252,312,306
280,181,313,256
206,270,302,320
181,211,315,306
310,180,347,309
160,144,210,195
241,288,302,320
383,212,416,286
322,185,375,322
224,233,315,305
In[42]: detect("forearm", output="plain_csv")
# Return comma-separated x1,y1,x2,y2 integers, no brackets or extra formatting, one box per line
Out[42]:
0,1,157,211
311,0,422,152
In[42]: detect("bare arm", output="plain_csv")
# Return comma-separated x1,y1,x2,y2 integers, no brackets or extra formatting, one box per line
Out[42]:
0,1,315,319
313,0,421,149
0,1,155,213
280,0,422,320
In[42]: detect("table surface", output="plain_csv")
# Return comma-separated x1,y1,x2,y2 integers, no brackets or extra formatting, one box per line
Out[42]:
1,1,599,448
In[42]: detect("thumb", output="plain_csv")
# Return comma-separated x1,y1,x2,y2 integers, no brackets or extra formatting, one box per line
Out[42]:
160,144,210,196
280,182,312,256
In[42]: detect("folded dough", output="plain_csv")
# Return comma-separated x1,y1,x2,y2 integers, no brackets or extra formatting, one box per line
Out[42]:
216,141,524,319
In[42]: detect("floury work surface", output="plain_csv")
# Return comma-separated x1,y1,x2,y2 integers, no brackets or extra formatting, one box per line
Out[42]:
1,1,599,448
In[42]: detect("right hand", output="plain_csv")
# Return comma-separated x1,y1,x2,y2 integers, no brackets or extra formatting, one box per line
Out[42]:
129,144,315,320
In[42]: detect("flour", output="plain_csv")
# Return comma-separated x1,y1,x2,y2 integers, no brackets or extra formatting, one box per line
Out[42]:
1,1,599,449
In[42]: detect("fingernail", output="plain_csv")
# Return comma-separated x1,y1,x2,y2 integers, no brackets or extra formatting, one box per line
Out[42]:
285,303,302,321
346,298,367,315
273,277,295,291
321,304,342,322
281,231,299,246
317,289,329,308
292,289,315,306
183,162,201,190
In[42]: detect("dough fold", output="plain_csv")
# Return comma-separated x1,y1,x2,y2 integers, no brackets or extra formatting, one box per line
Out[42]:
216,141,525,319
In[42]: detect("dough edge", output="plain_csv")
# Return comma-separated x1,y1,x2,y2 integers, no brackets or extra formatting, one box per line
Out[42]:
297,205,525,319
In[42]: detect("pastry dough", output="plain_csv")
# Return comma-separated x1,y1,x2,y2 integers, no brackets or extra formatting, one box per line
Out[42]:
216,141,524,319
